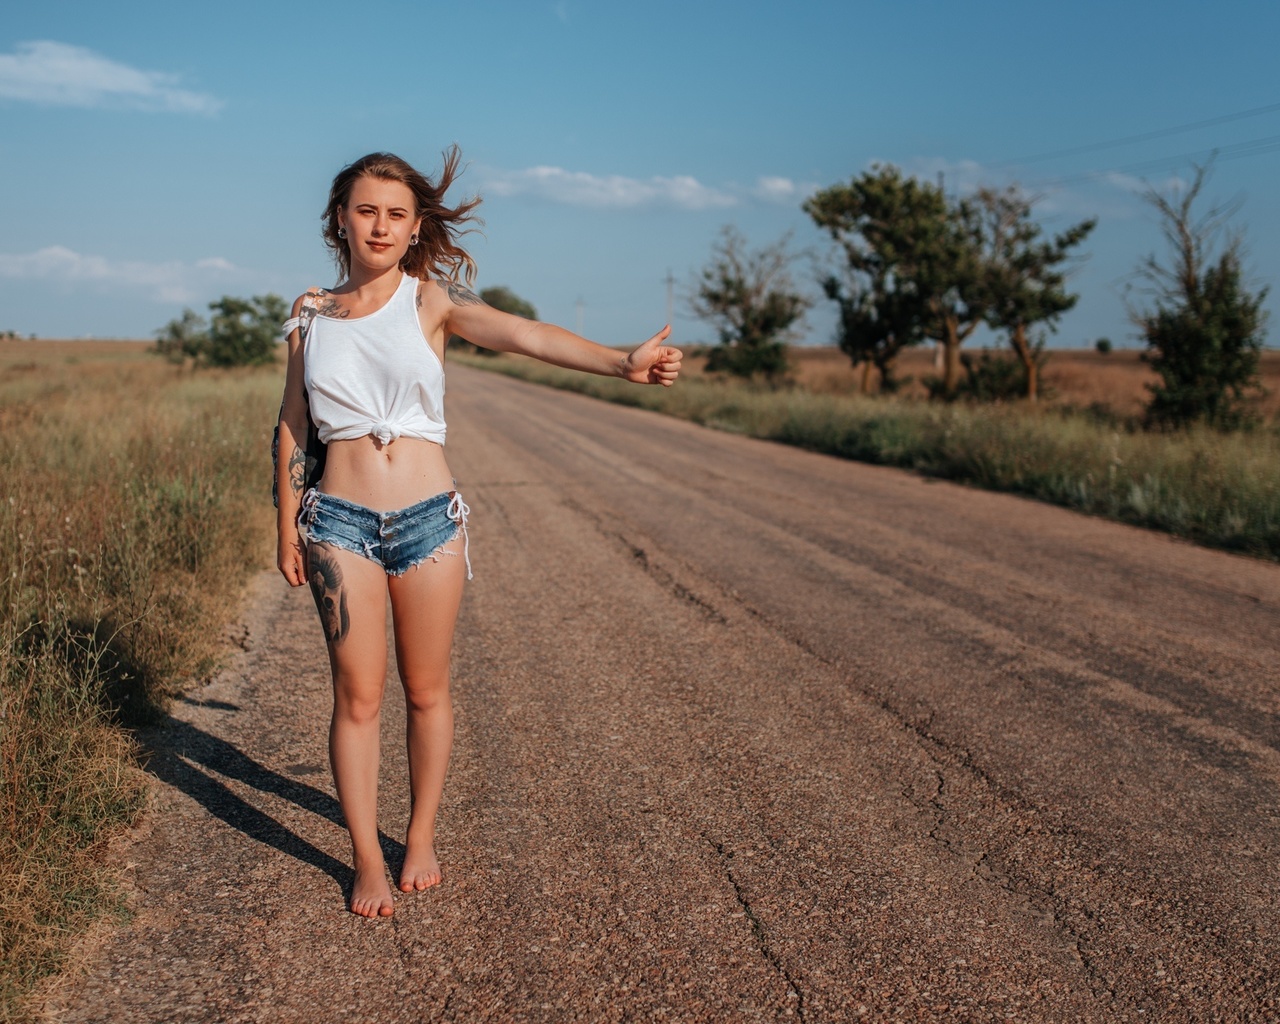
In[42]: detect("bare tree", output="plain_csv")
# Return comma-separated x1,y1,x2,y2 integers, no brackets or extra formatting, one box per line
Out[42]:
688,227,809,382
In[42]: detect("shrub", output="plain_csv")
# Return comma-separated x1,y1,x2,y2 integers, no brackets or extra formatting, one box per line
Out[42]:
155,294,287,368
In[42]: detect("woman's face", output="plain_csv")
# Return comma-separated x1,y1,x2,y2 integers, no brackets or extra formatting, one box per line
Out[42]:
338,175,422,273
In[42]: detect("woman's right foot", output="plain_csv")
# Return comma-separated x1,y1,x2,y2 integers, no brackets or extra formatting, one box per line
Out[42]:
350,860,395,918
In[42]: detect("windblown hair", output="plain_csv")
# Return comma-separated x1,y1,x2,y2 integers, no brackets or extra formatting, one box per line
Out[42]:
322,146,483,285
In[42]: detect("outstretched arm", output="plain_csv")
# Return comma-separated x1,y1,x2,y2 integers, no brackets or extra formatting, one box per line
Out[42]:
435,280,682,386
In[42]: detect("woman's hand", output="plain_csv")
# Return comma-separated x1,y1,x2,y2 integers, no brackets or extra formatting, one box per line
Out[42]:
621,326,683,386
278,530,308,588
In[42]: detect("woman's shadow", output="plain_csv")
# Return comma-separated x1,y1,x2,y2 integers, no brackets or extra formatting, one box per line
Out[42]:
142,699,406,904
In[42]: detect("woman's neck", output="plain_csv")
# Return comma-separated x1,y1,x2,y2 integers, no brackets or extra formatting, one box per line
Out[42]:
339,264,403,300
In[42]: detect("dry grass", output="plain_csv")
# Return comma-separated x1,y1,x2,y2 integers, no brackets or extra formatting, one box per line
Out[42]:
784,346,1280,421
0,341,281,1022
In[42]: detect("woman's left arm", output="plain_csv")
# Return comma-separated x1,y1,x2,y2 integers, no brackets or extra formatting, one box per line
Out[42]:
436,281,682,386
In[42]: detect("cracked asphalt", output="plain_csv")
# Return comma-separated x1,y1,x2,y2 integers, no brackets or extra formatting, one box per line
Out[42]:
47,365,1280,1022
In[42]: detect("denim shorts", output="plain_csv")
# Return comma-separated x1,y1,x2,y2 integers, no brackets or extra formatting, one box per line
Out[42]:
298,488,472,579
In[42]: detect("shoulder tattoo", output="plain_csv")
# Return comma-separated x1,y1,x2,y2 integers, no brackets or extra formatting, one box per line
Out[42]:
314,290,349,319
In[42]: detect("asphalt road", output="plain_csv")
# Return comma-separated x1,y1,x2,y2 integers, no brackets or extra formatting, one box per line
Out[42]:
48,364,1280,1023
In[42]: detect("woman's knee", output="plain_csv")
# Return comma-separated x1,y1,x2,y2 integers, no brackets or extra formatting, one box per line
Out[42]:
333,677,385,724
401,672,450,714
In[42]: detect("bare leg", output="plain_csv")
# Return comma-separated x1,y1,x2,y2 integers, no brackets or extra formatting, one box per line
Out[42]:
308,541,395,918
388,535,467,892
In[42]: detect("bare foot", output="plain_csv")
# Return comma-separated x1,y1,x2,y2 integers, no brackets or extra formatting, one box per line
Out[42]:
399,841,442,892
350,860,395,918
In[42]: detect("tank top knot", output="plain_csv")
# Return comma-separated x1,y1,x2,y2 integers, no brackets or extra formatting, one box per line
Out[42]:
297,274,447,447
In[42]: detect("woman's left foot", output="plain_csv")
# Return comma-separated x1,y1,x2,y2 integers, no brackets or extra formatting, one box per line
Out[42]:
399,842,442,891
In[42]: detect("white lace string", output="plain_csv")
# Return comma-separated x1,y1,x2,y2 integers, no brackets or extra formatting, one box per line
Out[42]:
447,492,472,580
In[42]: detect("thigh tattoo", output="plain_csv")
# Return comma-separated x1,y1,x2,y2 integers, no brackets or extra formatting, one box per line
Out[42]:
308,545,350,645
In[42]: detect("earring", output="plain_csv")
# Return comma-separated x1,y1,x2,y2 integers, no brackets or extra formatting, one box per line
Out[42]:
337,227,346,240
410,234,419,246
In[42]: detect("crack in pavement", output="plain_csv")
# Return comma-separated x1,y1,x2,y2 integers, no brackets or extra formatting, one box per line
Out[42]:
566,480,1126,1004
704,834,807,1022
559,495,729,625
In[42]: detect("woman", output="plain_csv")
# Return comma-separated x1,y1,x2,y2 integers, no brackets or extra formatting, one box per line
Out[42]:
275,148,681,918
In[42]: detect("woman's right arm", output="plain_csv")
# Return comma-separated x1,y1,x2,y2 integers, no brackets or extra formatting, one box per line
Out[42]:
276,293,311,588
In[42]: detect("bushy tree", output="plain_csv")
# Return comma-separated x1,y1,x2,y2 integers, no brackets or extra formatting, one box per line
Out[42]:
688,226,808,382
205,295,288,367
978,186,1095,401
154,308,208,364
805,165,991,398
1131,165,1269,429
155,294,287,368
805,167,941,393
449,285,538,354
480,285,537,320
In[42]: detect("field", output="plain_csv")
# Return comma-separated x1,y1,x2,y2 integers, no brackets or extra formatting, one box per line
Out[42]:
0,340,280,1022
781,345,1280,421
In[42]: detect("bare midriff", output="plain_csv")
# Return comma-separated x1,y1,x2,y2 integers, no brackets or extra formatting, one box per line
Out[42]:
318,435,455,511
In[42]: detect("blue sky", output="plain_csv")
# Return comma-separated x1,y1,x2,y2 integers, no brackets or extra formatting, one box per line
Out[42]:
2,0,1277,351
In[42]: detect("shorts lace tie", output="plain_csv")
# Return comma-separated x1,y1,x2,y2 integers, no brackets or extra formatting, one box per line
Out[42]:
298,486,321,526
447,491,473,580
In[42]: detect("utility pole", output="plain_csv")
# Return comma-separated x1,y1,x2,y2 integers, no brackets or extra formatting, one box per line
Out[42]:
664,268,675,325
575,296,585,337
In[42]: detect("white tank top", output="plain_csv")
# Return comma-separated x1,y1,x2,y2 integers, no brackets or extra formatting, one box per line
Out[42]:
295,273,447,446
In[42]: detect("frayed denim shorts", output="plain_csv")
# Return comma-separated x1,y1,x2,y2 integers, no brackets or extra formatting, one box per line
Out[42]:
298,487,472,579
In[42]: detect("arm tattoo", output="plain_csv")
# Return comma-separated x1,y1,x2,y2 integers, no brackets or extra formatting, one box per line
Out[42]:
288,443,306,497
307,546,350,645
436,279,484,307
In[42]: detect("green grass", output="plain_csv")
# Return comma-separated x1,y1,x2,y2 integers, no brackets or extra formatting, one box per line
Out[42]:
455,353,1280,560
0,345,280,1022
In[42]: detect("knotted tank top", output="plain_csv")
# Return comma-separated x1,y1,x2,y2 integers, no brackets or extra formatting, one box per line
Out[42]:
287,273,447,447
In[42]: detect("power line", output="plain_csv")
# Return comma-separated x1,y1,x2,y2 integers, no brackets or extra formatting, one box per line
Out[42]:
1003,100,1280,166
1032,131,1280,189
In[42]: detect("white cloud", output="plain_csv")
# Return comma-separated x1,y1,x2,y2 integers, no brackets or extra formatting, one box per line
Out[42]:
0,40,222,114
480,165,738,210
553,1,570,23
752,176,820,203
0,246,243,303
890,156,1157,221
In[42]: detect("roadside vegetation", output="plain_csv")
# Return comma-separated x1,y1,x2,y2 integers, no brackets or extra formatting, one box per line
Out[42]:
0,342,279,1022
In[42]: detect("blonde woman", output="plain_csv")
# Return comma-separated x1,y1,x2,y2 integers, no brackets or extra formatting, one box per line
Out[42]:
275,149,681,918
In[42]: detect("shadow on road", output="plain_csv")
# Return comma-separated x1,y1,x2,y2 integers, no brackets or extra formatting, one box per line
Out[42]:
140,716,406,892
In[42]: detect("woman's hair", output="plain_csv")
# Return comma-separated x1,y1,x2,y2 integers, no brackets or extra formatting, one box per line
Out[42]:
322,146,483,285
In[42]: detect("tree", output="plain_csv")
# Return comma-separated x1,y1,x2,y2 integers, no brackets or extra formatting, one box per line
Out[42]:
805,167,940,393
449,285,537,354
921,194,993,399
205,294,287,367
1131,165,1269,429
688,226,808,382
805,165,990,398
154,308,207,364
154,294,286,368
978,186,1095,401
